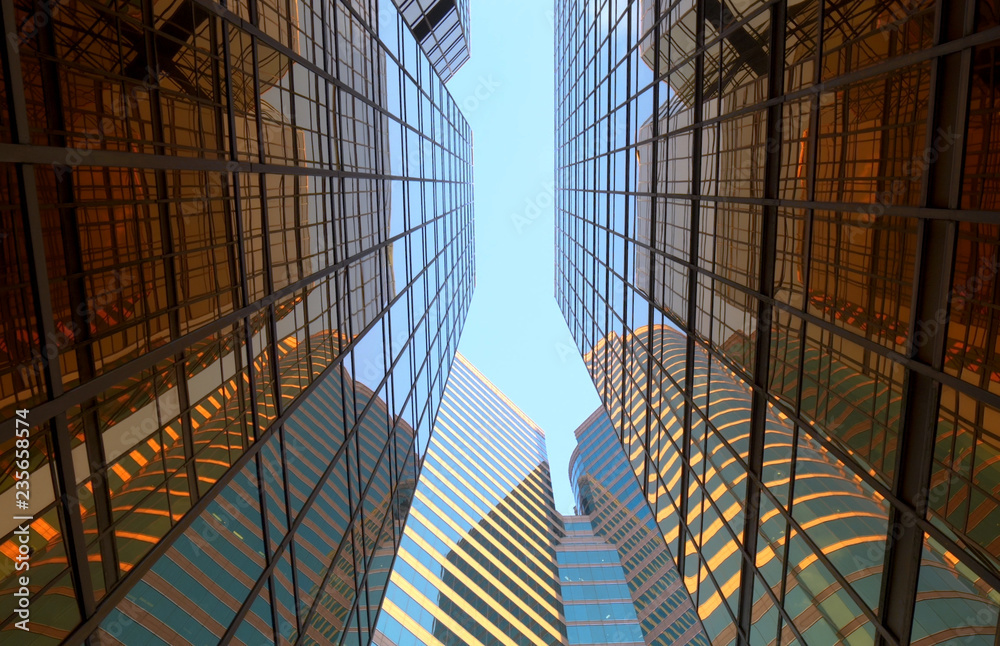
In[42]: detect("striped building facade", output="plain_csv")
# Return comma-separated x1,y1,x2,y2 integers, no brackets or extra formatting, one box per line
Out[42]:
558,515,646,646
372,354,567,646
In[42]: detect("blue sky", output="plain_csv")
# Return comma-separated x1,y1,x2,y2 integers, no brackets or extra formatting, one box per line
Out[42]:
443,1,602,513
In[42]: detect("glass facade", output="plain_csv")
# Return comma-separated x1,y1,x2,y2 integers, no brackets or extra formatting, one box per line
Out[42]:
371,354,567,646
577,326,1000,645
392,0,471,82
571,408,709,646
0,0,474,643
555,0,1000,645
558,515,646,646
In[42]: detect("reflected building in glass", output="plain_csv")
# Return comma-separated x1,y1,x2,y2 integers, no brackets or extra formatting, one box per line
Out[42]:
0,0,474,643
371,354,567,646
555,0,1000,644
571,408,709,646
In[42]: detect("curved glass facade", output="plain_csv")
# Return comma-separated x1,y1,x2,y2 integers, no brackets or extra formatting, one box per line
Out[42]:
554,0,1000,644
0,0,475,642
571,408,709,646
569,320,1000,645
372,354,567,646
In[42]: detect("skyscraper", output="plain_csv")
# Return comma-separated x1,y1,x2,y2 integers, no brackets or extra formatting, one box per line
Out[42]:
0,0,474,643
373,356,718,646
555,0,1000,644
558,515,647,646
393,0,471,82
587,325,1000,644
371,354,567,646
571,408,708,646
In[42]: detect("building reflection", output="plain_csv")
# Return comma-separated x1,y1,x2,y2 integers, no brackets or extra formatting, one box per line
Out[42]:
587,325,999,645
556,0,1000,643
0,0,474,640
632,0,1000,570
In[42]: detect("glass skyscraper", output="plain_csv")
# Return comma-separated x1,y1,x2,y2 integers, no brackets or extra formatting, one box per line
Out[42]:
393,0,471,82
371,354,567,646
558,515,646,646
0,0,474,643
555,0,1000,645
585,325,1000,644
571,408,708,646
374,356,722,646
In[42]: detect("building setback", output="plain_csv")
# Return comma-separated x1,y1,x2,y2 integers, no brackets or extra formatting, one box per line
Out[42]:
393,0,471,82
555,0,1000,645
0,0,474,643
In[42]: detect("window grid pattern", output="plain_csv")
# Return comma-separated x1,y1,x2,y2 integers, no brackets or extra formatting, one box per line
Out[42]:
0,0,474,644
392,0,470,82
558,515,646,646
555,0,1000,645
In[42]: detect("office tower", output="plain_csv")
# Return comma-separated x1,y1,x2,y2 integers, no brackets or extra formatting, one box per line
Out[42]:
371,354,566,646
580,326,1000,645
555,1,1000,645
571,408,709,646
558,515,647,645
0,0,474,643
393,0,471,81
